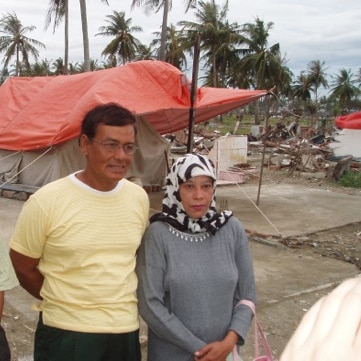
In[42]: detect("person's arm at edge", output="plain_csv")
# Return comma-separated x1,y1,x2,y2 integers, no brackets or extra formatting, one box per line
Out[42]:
0,291,4,322
9,249,43,300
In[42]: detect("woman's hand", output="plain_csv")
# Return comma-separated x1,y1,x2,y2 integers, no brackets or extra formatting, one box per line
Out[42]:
280,277,361,361
194,331,238,361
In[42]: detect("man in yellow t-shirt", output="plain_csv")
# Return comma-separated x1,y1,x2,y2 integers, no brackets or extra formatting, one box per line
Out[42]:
10,103,150,361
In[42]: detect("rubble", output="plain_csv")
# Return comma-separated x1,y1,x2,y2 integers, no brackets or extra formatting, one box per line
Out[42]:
164,120,360,184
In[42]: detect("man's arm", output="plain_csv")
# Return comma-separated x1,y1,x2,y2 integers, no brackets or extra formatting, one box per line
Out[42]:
9,250,43,300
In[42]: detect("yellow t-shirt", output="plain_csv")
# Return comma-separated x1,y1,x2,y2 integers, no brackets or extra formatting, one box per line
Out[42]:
10,175,149,333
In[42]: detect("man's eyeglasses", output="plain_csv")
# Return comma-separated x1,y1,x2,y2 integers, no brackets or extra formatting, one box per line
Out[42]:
90,138,138,154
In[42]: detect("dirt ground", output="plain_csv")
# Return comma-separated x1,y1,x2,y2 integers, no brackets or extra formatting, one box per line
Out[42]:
257,166,361,271
2,165,361,361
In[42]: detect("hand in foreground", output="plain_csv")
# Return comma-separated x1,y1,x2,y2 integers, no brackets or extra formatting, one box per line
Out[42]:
280,277,361,361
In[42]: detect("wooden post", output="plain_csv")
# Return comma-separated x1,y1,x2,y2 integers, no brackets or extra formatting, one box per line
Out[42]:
187,34,201,153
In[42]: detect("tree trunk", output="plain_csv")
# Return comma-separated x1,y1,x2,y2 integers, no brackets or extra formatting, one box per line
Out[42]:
159,0,169,61
16,46,20,76
64,0,69,74
212,49,217,87
79,0,90,72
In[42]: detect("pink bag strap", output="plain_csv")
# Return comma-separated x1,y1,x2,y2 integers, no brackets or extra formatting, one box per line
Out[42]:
237,300,274,361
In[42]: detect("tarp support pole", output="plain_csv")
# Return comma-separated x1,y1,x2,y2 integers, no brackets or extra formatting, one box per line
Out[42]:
256,93,271,206
187,34,201,153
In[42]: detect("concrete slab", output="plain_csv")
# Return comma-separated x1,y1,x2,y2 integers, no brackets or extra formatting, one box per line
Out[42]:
218,183,361,237
251,241,357,303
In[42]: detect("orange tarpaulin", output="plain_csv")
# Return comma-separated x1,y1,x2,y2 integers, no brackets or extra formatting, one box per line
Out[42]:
0,60,267,151
335,111,361,130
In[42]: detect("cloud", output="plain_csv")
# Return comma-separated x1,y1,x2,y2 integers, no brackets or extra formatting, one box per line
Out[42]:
0,0,360,80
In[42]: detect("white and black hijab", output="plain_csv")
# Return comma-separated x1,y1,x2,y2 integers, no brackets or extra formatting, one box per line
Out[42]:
150,153,233,235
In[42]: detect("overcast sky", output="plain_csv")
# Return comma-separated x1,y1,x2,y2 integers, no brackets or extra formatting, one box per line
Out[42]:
0,0,360,80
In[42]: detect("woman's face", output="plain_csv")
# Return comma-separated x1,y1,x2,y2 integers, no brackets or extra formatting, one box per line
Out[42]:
179,175,214,219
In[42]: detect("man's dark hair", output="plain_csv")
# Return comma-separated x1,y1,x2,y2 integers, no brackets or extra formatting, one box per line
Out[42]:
81,103,137,139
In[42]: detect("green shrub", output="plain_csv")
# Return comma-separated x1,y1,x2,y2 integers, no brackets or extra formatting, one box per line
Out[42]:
337,171,361,188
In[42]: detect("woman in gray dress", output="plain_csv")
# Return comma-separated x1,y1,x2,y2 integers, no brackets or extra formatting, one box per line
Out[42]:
136,153,256,361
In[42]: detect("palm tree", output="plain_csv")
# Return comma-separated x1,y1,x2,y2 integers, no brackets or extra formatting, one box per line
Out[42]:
228,17,291,124
179,0,240,87
306,60,329,104
131,0,197,61
329,68,360,112
52,57,65,75
0,12,45,76
292,71,313,101
131,0,170,61
79,0,90,71
0,67,10,84
75,59,103,72
96,11,143,65
68,61,82,74
151,24,187,69
79,0,109,72
45,0,68,74
46,0,108,73
23,59,53,76
203,19,242,87
134,44,155,61
101,57,118,68
303,60,329,126
236,18,289,90
290,71,314,119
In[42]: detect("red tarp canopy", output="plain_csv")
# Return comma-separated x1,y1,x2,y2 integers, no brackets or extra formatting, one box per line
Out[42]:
0,60,267,151
335,111,361,130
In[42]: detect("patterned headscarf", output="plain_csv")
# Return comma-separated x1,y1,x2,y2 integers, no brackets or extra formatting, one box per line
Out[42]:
150,153,233,234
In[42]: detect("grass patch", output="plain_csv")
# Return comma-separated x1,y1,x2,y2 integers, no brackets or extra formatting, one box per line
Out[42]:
206,114,257,136
337,171,361,188
204,114,316,136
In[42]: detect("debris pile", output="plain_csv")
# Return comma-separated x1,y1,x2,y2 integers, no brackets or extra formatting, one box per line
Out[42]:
163,120,360,184
163,125,222,155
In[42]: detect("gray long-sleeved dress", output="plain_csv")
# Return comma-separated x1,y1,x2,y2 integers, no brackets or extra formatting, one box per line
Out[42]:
136,216,256,361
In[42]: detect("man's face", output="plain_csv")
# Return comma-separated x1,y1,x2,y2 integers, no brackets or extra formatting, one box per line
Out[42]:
80,123,136,191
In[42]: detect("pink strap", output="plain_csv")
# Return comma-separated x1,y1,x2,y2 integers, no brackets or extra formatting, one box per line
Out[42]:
237,300,274,361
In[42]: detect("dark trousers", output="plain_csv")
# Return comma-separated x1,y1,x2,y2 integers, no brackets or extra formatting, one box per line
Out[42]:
0,325,10,361
34,313,141,361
